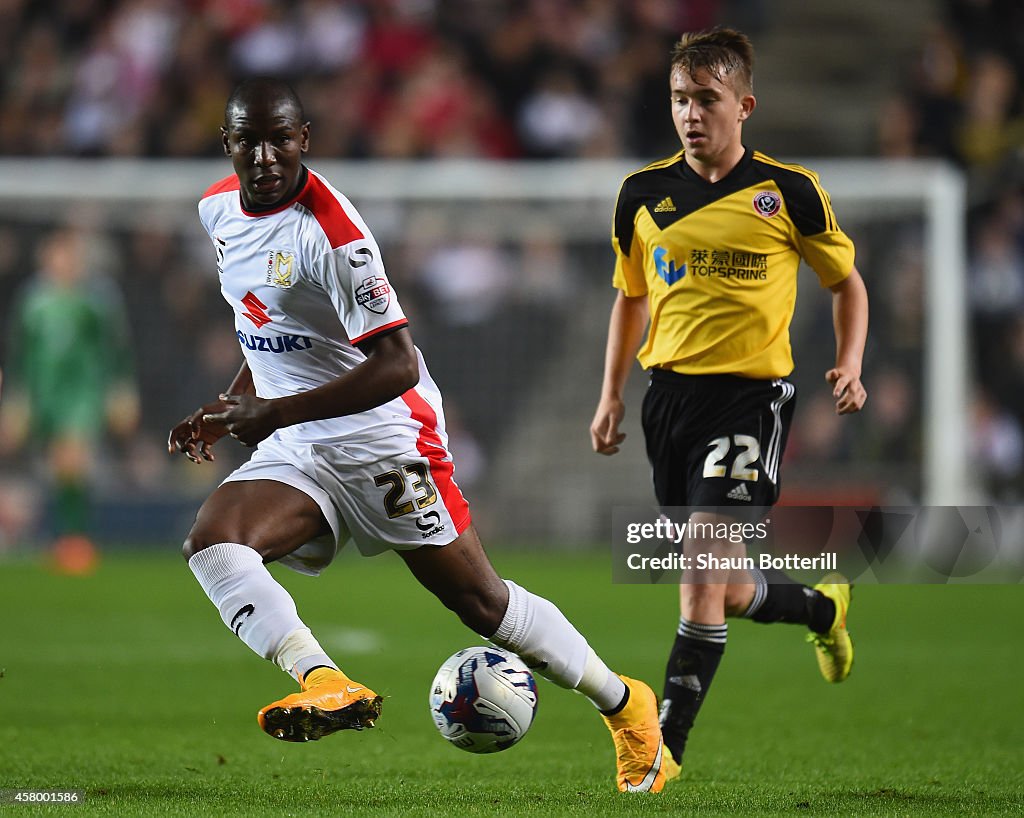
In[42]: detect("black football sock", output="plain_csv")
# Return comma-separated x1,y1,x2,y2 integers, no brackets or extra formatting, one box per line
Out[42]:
743,567,835,633
659,618,726,765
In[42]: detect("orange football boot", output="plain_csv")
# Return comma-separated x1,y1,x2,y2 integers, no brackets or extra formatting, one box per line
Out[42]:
257,667,382,742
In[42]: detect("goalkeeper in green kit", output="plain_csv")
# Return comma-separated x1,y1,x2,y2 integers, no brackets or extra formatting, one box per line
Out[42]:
1,227,138,551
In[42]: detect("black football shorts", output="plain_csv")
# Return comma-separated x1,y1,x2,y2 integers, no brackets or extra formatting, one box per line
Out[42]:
641,369,797,512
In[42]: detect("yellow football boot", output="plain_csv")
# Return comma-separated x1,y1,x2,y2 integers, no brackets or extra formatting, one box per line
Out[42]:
807,572,854,683
602,675,670,793
257,667,382,742
663,752,682,783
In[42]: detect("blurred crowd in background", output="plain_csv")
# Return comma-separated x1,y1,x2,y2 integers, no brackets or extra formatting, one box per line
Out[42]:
1,0,1023,549
879,0,1024,499
0,0,764,160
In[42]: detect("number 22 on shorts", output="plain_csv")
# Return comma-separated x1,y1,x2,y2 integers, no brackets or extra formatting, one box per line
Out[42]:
703,434,760,481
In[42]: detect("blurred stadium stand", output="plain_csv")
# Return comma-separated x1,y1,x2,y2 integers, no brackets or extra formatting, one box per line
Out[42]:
1,0,1022,548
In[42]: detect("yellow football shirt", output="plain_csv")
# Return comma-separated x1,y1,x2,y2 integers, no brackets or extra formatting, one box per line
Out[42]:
612,148,855,379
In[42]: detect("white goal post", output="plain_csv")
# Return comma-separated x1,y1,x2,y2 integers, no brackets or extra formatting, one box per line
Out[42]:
0,158,972,509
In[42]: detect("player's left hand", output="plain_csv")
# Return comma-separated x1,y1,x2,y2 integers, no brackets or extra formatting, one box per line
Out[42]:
825,367,867,415
202,394,283,447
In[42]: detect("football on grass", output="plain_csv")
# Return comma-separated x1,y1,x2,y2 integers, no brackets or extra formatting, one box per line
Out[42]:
429,646,538,753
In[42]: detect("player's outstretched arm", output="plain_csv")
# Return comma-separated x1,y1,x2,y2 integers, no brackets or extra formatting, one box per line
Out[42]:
826,266,869,415
167,360,254,463
591,291,649,455
203,328,420,448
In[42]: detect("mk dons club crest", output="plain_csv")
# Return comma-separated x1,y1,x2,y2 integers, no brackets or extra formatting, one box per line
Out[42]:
266,250,295,288
356,275,392,314
752,191,782,218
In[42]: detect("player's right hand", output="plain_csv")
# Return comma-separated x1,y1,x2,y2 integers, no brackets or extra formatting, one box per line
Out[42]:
590,397,627,456
167,400,231,464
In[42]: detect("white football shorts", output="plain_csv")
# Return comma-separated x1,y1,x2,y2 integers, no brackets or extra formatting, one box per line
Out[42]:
221,432,472,575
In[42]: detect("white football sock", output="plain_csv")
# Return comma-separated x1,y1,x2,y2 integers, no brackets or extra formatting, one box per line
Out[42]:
187,542,334,681
489,580,625,711
578,647,628,713
274,627,338,682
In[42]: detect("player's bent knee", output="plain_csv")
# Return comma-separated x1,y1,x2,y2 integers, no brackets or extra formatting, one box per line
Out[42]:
182,533,271,564
181,525,240,561
681,579,728,600
723,585,750,617
182,532,212,562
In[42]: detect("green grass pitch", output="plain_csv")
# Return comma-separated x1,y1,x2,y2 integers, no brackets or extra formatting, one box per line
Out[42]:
1,549,1021,816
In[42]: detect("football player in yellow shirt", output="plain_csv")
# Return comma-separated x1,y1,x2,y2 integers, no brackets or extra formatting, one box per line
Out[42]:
591,27,869,777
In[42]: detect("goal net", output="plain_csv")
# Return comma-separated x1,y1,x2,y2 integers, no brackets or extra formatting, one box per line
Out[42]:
0,158,969,545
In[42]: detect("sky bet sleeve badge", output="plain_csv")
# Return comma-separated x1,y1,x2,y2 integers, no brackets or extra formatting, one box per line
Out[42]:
356,275,392,314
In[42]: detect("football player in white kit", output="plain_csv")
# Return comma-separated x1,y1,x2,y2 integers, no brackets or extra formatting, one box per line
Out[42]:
167,78,669,793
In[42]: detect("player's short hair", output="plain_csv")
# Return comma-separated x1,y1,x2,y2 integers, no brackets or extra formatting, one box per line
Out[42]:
224,78,306,125
670,27,754,95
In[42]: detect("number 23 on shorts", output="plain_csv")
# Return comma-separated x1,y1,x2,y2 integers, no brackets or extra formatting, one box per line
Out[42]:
373,462,438,518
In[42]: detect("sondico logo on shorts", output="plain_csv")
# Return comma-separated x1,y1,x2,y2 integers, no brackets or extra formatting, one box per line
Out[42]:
266,250,295,288
356,275,392,314
415,510,446,538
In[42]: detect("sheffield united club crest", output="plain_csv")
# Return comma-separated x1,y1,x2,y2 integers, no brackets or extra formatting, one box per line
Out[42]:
752,191,782,218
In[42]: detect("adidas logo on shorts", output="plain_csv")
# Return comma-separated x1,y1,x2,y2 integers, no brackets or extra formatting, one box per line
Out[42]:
726,483,752,502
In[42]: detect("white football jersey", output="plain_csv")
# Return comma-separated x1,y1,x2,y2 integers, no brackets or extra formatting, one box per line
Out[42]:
198,168,447,448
